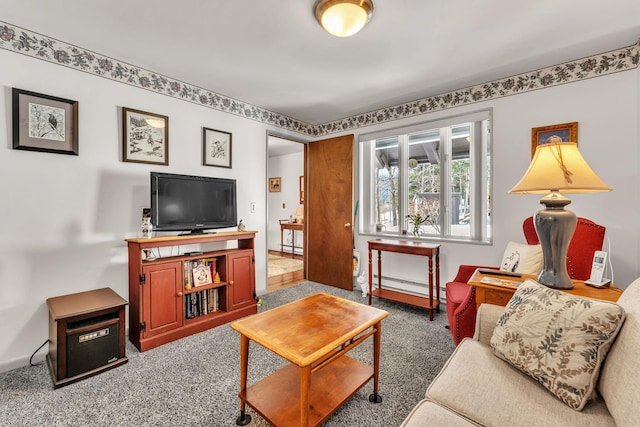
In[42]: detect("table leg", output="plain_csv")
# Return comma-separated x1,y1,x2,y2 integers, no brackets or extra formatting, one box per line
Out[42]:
280,226,284,255
300,365,311,427
292,230,296,256
435,252,440,313
368,247,373,305
377,250,382,293
235,335,251,426
428,256,434,321
368,321,383,403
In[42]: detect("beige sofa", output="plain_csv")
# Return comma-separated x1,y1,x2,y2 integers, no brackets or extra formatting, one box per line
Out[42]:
401,278,640,427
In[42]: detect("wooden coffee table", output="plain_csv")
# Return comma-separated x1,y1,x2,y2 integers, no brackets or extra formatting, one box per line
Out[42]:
230,293,389,427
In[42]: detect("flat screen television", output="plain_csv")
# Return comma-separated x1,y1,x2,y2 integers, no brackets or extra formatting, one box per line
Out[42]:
151,172,237,234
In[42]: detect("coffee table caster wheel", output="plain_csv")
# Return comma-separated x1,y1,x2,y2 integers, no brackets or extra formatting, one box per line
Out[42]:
369,392,383,403
236,411,251,426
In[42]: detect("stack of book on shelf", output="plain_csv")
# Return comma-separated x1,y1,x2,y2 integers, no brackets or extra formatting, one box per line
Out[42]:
183,257,221,319
186,288,219,319
184,257,218,289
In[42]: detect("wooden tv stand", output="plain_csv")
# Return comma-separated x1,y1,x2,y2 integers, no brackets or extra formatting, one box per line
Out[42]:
126,231,257,352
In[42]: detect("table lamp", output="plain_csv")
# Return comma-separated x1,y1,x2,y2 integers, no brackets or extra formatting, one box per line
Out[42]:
294,207,304,224
509,141,611,289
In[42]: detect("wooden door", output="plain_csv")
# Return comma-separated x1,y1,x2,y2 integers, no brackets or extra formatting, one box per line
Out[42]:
307,134,354,290
228,250,255,310
141,261,183,338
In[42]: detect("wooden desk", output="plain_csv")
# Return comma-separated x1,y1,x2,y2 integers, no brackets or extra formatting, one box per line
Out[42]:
468,270,623,307
279,220,304,255
231,293,389,427
367,239,441,320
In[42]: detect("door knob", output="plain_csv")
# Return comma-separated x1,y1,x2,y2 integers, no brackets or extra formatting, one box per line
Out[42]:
177,291,183,297
344,223,351,229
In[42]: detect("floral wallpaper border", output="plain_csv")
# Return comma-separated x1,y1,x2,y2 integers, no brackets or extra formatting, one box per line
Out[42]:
1,21,638,138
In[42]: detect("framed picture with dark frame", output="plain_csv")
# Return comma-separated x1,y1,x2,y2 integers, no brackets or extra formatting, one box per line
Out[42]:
531,122,578,158
269,177,281,192
12,88,79,155
202,127,232,168
122,107,169,165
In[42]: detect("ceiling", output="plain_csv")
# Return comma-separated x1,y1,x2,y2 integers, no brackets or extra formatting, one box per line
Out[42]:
4,1,640,125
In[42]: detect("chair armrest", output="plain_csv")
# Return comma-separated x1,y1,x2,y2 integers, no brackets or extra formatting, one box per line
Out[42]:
472,303,505,345
453,265,498,283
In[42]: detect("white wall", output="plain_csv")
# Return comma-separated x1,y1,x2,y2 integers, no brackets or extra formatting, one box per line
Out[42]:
1,43,639,373
352,69,640,296
0,49,306,372
267,151,304,253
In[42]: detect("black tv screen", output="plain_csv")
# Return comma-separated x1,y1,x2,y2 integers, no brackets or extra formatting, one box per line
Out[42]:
151,172,237,234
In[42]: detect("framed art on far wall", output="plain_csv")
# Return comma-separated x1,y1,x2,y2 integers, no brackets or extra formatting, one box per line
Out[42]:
122,107,169,165
269,177,281,192
12,88,79,155
531,121,578,158
299,176,304,204
202,127,232,168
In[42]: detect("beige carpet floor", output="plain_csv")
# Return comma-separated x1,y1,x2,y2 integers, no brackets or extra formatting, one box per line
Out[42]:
268,254,303,277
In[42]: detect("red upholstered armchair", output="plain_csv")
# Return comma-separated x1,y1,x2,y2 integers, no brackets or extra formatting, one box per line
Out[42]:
445,217,605,345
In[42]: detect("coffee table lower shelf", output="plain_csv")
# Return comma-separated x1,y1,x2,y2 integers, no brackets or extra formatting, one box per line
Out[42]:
240,355,374,427
371,288,439,311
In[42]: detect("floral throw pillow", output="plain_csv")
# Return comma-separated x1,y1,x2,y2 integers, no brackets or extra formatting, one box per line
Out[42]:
490,280,625,410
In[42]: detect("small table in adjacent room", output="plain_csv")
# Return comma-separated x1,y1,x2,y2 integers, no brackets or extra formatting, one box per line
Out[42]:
46,287,128,388
231,293,389,427
279,220,304,256
367,239,441,320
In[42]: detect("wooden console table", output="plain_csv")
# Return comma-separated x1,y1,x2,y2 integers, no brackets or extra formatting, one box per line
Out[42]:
279,220,304,255
468,269,623,307
367,239,441,320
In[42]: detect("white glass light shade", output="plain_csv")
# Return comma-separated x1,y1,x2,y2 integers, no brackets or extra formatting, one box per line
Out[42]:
314,0,374,37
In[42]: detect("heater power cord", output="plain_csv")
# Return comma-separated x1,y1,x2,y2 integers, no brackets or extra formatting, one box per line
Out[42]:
30,339,49,366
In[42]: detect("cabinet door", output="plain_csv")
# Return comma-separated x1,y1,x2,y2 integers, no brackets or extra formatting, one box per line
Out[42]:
227,251,255,310
141,261,183,338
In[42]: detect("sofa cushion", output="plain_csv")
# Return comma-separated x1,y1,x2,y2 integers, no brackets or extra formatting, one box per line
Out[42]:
598,277,640,426
427,339,616,427
500,241,542,274
400,399,479,426
490,280,625,410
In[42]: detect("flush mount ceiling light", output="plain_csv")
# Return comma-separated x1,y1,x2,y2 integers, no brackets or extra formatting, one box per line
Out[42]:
314,0,374,37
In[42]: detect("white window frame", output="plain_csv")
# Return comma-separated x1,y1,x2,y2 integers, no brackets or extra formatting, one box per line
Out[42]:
358,109,492,244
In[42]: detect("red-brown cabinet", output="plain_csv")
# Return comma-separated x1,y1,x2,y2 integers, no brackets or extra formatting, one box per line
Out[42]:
126,231,257,352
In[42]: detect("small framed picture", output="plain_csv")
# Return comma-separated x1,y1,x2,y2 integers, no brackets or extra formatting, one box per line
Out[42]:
202,127,232,168
122,107,169,165
12,88,79,155
269,177,281,192
531,122,578,158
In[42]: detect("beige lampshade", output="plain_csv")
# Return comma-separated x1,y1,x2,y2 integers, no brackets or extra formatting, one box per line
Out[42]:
510,142,611,194
314,0,374,37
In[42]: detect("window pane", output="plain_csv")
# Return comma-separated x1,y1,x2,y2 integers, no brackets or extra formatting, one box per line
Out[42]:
450,125,471,237
408,130,441,236
375,137,399,232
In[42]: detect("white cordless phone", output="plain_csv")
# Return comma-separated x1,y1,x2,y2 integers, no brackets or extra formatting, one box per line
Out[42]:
585,251,610,288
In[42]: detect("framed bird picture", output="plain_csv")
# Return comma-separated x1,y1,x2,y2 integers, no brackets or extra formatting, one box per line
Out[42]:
12,88,79,155
122,107,169,165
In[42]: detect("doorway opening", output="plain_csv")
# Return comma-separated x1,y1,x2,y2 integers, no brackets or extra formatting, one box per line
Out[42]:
267,134,306,291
